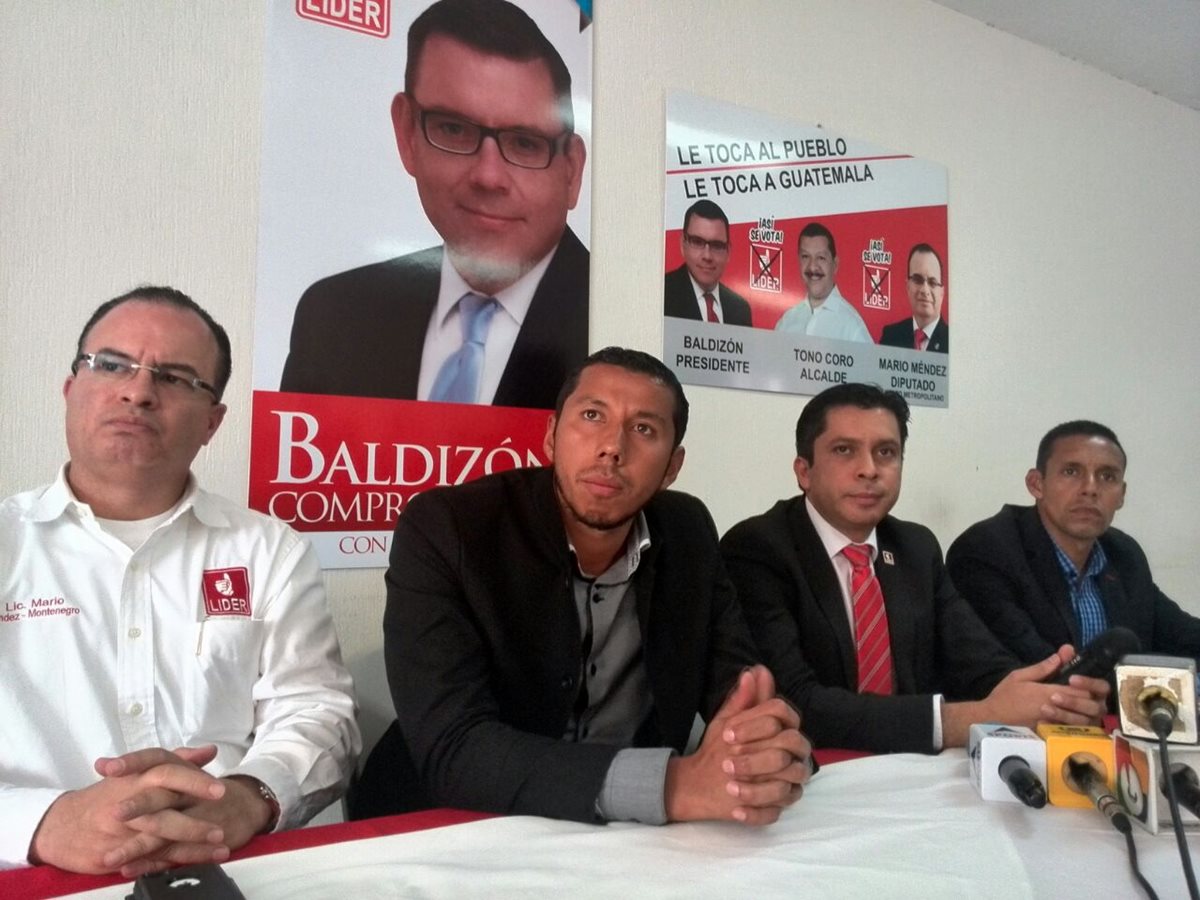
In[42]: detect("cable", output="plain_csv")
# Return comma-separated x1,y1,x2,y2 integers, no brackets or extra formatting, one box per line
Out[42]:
1124,828,1160,900
1158,735,1200,900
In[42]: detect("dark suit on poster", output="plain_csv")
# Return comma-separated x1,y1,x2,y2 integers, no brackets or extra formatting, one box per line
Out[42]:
880,318,949,354
946,504,1200,666
357,466,758,823
720,498,1015,754
662,265,752,326
279,229,589,409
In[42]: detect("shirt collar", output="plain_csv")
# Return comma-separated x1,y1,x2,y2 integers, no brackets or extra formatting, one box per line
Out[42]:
1050,536,1109,582
434,244,557,332
26,465,229,529
805,495,879,563
569,511,652,584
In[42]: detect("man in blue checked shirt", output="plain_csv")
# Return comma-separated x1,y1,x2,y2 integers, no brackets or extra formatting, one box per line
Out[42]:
948,420,1200,666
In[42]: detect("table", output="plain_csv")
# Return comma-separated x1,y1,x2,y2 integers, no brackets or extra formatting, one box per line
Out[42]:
10,751,1198,899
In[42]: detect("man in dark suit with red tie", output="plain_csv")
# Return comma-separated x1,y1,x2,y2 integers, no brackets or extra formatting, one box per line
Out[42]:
879,243,949,354
663,200,753,327
720,384,1107,753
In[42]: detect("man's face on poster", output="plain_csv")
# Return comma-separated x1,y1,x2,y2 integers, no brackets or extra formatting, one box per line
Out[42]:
680,214,730,293
392,34,586,294
906,250,944,328
799,235,837,303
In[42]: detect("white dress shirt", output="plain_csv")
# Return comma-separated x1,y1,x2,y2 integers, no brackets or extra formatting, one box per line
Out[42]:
774,288,873,343
417,248,556,403
0,469,360,868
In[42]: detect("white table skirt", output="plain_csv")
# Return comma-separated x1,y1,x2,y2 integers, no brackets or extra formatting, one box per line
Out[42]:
67,751,1197,899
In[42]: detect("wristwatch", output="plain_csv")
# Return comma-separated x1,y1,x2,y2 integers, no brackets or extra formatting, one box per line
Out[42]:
250,778,281,832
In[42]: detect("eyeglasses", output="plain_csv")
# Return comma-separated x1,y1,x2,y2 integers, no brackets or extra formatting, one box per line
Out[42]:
417,106,570,170
907,274,943,289
72,351,220,402
683,234,730,254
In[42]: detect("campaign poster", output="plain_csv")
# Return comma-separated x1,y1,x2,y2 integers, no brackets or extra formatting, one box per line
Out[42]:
663,93,949,407
249,0,593,568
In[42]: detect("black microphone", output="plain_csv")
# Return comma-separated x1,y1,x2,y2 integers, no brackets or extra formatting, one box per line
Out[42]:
1169,764,1200,820
998,755,1047,808
1046,626,1141,684
1067,755,1131,834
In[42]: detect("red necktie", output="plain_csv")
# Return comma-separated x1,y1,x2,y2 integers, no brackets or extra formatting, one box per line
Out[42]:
914,329,927,350
703,291,719,323
841,543,894,695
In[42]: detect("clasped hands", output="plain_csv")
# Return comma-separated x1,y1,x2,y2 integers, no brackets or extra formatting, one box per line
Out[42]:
29,745,272,877
666,664,811,825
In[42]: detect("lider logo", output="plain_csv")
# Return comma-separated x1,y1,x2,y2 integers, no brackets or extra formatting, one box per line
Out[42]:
202,568,252,617
296,0,390,38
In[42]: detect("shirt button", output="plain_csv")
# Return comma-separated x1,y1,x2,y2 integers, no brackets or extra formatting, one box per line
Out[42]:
129,702,143,716
128,627,142,639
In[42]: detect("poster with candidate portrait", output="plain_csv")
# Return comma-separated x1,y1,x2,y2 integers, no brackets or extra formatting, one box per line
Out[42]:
249,0,593,568
663,93,949,407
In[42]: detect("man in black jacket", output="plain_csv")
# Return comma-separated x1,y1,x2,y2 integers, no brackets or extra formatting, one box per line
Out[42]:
948,420,1200,665
722,385,1108,754
364,348,810,825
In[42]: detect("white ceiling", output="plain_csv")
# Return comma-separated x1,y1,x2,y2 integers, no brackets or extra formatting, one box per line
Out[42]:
930,0,1200,111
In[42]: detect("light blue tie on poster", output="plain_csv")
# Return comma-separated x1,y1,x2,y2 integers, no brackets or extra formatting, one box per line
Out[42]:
429,293,499,403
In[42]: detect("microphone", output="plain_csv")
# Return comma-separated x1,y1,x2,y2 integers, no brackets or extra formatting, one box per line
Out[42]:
1116,654,1198,743
1046,627,1140,685
1168,765,1200,820
968,724,1047,807
999,755,1047,808
1068,754,1131,834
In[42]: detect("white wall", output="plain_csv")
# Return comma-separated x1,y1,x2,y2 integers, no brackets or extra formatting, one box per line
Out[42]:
4,1,1198,754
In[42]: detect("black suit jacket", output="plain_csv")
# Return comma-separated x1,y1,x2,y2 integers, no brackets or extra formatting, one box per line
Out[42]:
663,265,752,326
368,467,758,823
280,229,589,409
721,498,1014,753
946,504,1200,665
880,318,949,353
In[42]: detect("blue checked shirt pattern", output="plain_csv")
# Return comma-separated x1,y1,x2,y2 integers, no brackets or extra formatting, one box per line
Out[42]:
1051,540,1111,646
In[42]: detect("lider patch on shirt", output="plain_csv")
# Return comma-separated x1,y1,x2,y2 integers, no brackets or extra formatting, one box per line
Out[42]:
202,568,252,617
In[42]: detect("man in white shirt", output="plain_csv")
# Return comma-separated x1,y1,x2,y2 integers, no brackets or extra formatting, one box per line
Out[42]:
773,222,873,343
0,287,359,876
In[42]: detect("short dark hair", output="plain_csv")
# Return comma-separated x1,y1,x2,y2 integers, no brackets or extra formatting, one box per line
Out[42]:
907,242,944,279
795,383,910,462
405,0,575,131
799,221,836,259
682,200,730,236
75,286,232,401
1036,420,1126,473
554,347,689,449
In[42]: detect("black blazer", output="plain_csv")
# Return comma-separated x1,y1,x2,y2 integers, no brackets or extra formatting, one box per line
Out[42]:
947,504,1200,665
366,467,758,823
663,265,753,326
721,498,1014,753
280,229,589,409
880,318,948,354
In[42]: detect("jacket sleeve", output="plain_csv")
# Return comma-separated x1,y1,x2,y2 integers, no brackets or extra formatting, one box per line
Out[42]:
946,528,1059,666
383,491,618,823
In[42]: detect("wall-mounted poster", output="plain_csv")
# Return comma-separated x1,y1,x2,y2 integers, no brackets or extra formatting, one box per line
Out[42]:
249,0,593,568
663,93,949,407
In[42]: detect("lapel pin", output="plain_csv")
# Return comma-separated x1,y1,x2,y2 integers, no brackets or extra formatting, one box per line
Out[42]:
881,551,895,565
